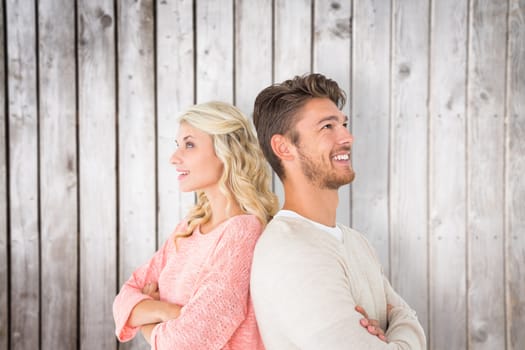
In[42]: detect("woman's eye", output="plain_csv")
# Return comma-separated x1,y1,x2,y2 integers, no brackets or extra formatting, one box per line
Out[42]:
185,142,194,149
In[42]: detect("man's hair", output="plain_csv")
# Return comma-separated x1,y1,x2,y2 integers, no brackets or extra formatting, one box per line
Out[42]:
252,73,346,179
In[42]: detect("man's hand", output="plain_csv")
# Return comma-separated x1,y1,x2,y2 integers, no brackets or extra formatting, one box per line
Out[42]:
355,305,391,343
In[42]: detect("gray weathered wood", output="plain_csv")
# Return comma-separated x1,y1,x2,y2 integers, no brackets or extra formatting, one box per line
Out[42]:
467,0,508,348
38,0,78,348
273,0,312,204
313,0,352,227
0,2,522,349
234,0,272,118
6,0,40,348
196,0,234,103
156,0,195,246
429,0,468,349
390,0,430,336
0,1,7,348
117,1,156,349
77,0,118,348
351,0,391,272
506,0,525,348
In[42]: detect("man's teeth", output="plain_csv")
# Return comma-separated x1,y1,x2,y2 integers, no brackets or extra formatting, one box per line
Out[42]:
333,154,349,161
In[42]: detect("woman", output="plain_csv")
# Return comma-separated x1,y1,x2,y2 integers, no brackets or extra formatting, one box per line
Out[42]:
113,101,278,349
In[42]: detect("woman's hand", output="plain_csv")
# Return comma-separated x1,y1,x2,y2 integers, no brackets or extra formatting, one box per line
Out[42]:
142,282,160,300
127,282,182,327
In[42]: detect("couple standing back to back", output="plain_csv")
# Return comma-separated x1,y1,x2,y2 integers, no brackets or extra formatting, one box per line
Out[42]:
113,73,426,349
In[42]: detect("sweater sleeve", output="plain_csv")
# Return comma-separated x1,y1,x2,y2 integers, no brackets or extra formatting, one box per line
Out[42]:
112,228,176,342
149,216,262,350
382,276,427,349
359,231,427,349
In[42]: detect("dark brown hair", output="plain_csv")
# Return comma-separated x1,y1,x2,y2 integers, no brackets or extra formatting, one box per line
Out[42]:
252,73,346,179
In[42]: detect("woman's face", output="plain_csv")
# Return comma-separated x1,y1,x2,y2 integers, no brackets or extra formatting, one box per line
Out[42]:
170,122,224,193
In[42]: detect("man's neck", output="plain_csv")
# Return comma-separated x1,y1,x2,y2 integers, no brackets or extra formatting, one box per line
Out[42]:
282,181,339,227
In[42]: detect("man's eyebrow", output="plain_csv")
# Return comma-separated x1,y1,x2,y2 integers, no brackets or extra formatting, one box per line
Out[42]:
317,115,349,124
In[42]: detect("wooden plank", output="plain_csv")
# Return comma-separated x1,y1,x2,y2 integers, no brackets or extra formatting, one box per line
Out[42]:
117,1,156,349
390,0,429,335
0,1,8,348
6,0,39,349
313,0,352,226
351,0,391,272
77,0,118,348
196,0,234,103
273,0,312,204
429,0,468,349
467,0,508,348
38,0,78,348
234,0,272,117
506,0,525,348
156,0,195,246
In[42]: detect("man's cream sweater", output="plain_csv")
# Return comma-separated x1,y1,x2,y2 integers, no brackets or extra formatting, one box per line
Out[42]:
251,215,426,349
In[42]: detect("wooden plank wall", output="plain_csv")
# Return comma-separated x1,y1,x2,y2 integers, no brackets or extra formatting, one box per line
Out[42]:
0,1,523,349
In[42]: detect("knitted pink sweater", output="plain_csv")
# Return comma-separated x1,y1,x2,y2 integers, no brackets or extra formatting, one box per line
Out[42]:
113,214,265,350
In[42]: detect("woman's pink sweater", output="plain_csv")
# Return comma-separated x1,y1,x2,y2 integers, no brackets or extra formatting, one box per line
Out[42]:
113,214,265,350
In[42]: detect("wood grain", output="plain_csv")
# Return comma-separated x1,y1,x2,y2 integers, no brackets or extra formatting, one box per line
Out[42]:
196,0,234,103
429,0,468,348
0,0,7,348
467,0,508,348
506,0,525,348
6,0,40,348
117,1,156,348
234,0,272,117
77,0,117,348
38,0,78,348
390,0,430,335
351,0,391,272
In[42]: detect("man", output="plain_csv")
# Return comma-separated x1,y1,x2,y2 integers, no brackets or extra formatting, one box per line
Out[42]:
250,73,426,349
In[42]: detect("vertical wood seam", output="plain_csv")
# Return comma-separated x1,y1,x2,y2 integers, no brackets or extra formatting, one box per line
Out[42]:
232,0,236,106
113,0,120,301
426,0,433,344
465,0,472,347
310,0,314,73
2,1,11,348
387,0,394,282
73,0,81,348
192,0,197,105
153,0,159,251
503,0,511,348
34,0,42,347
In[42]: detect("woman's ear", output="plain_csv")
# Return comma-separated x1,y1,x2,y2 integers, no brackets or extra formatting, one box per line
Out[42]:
270,134,294,161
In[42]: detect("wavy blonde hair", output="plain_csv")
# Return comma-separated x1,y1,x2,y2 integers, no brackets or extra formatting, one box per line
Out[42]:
175,101,278,241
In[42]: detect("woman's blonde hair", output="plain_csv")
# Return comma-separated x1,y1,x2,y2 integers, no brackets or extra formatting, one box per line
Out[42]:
175,101,278,241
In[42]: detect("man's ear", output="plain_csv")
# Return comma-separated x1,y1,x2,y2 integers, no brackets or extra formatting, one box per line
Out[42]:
270,134,295,161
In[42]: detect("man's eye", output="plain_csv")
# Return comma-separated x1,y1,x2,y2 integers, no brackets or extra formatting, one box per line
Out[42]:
322,124,333,130
343,122,349,128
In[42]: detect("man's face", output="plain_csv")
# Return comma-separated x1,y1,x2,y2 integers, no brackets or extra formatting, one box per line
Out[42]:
292,97,355,190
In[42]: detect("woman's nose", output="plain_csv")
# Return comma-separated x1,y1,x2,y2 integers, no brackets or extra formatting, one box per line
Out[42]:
170,150,181,164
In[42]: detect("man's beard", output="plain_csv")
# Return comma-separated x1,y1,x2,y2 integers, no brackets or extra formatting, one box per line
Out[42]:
297,147,355,190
